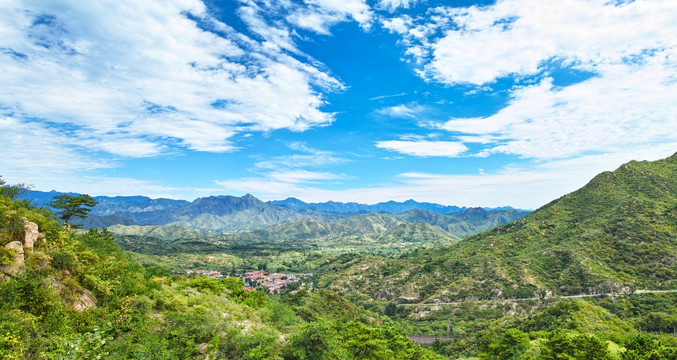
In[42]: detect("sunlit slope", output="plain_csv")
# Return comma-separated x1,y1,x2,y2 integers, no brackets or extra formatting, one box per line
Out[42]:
321,153,677,302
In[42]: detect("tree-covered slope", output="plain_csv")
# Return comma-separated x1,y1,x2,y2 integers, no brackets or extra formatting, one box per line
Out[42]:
321,153,677,303
1,182,442,359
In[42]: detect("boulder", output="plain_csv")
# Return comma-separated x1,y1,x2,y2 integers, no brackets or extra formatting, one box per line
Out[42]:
1,241,25,276
72,288,97,311
197,343,212,354
23,220,40,249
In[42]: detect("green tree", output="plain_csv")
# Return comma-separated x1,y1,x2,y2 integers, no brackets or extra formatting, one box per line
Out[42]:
285,320,345,359
622,333,677,360
384,302,398,318
0,175,28,200
541,330,611,360
48,194,98,228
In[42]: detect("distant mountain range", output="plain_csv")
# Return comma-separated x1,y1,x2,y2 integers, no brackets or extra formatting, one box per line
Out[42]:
23,191,527,232
108,206,530,261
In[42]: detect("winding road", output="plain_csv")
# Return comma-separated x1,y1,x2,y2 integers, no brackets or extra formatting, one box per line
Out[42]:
399,289,677,307
403,289,677,345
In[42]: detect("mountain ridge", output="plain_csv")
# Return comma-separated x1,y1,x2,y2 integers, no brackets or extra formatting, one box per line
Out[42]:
320,152,677,303
24,190,527,232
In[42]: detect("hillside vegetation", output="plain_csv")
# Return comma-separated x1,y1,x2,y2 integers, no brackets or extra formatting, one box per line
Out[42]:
0,182,442,359
106,208,526,274
321,153,677,303
314,154,677,359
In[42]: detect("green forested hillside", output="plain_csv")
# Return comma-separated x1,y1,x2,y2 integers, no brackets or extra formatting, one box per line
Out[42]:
321,153,677,302
315,154,677,359
106,208,525,274
0,182,441,359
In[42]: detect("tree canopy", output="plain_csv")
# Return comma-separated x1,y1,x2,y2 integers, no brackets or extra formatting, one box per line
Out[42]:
0,175,28,200
48,194,98,228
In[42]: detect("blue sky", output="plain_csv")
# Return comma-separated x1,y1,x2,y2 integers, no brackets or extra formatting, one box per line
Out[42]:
1,0,676,208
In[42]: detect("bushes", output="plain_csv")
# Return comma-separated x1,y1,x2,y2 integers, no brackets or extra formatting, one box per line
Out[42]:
540,330,612,360
622,333,677,360
0,246,15,265
283,320,443,360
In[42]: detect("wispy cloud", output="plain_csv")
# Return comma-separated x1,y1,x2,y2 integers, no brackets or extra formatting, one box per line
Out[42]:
215,142,349,197
379,0,677,162
217,146,677,208
392,0,677,85
216,169,345,196
377,0,419,13
268,169,344,183
375,103,426,118
0,116,114,183
255,142,348,170
286,0,374,34
376,140,467,157
0,0,345,159
369,92,407,101
439,67,677,159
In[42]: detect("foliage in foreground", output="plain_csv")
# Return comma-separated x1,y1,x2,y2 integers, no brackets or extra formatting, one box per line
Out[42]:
0,191,440,359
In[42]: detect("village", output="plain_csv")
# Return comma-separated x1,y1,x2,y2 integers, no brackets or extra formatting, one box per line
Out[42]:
183,269,313,293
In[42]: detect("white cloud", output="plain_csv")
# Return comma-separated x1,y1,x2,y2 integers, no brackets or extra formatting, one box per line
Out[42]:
0,116,114,187
0,0,344,158
215,146,677,208
381,15,412,34
403,0,677,85
216,169,344,197
375,103,426,118
47,176,190,200
376,140,467,157
438,55,677,159
378,0,419,13
285,0,373,34
369,92,407,100
380,0,677,162
215,178,310,197
216,142,349,198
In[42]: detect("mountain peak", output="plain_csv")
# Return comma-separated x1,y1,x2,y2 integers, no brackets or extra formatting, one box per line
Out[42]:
183,193,265,216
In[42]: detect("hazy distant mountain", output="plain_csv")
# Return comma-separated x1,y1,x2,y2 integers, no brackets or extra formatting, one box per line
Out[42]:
24,191,338,231
108,207,528,260
24,190,527,232
177,194,265,217
269,197,468,214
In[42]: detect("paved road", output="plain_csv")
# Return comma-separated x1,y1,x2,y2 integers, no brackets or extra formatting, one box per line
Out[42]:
405,289,677,345
398,289,677,307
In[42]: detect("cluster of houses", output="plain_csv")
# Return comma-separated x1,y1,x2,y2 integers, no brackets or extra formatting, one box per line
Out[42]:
243,271,313,293
182,269,312,293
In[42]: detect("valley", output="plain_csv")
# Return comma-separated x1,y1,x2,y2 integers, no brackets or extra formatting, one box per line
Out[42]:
2,153,677,359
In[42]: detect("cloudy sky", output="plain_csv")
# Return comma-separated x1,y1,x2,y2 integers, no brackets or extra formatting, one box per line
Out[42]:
1,0,676,208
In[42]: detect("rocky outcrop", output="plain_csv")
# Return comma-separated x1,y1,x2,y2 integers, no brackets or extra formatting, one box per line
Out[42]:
22,220,45,249
2,221,46,279
48,276,98,311
72,289,97,312
374,288,396,301
1,241,25,276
